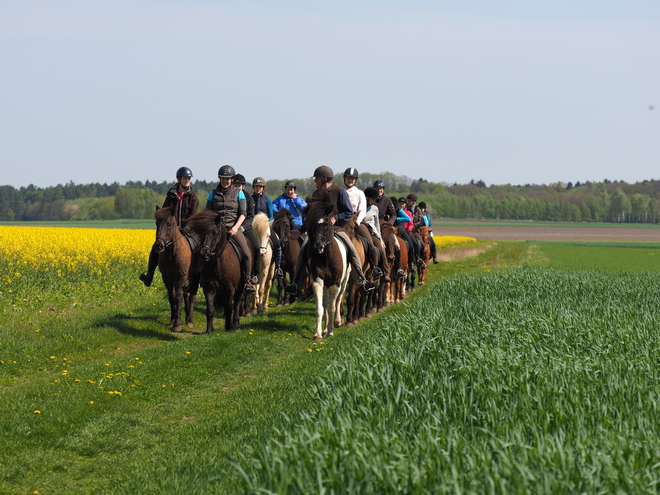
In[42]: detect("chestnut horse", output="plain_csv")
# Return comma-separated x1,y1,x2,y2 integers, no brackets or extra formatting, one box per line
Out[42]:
251,212,275,314
417,226,433,285
153,205,195,332
305,194,351,341
344,214,371,326
271,210,301,306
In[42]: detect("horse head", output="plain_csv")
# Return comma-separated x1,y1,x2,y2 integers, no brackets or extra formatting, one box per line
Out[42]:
380,221,397,262
306,195,335,255
154,205,178,253
182,210,227,261
272,209,293,243
252,212,271,255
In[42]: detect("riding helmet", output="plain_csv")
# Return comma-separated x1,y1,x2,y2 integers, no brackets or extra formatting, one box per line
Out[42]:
343,167,359,179
312,165,334,179
176,167,193,178
252,177,266,187
233,174,246,185
218,165,235,178
418,201,427,209
284,180,297,190
407,193,418,201
373,180,385,188
364,187,379,199
398,197,407,204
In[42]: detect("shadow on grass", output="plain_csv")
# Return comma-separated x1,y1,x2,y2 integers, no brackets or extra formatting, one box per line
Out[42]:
94,313,179,341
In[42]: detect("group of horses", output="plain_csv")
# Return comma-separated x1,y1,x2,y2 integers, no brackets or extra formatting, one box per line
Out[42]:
151,191,434,339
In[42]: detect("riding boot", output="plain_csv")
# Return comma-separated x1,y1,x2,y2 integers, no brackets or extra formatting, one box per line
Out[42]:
369,246,383,279
139,244,159,287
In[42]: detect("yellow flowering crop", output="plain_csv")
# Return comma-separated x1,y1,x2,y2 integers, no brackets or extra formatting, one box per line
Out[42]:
432,236,477,248
0,226,153,273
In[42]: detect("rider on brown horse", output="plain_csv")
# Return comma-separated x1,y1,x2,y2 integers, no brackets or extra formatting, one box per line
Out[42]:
140,166,199,287
286,165,376,296
205,165,257,294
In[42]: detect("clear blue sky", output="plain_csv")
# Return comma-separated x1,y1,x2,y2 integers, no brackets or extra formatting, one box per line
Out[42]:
1,0,658,188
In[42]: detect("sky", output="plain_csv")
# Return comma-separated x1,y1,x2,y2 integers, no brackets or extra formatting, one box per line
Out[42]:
1,0,658,189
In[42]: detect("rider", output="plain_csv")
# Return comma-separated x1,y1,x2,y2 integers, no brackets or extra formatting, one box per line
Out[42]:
363,187,392,282
417,201,438,264
272,180,307,230
139,166,199,287
396,197,427,270
205,165,256,294
286,166,376,296
343,168,383,279
251,177,284,279
232,174,261,284
406,193,428,267
373,180,396,225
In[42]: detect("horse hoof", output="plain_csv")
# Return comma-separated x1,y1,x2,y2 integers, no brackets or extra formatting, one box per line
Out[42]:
172,326,182,333
186,322,194,329
314,335,323,341
346,321,354,328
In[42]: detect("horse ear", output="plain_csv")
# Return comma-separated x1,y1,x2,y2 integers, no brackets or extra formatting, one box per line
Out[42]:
156,205,160,211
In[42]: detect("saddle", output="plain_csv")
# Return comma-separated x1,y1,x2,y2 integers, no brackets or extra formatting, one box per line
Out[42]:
228,237,245,264
178,226,199,251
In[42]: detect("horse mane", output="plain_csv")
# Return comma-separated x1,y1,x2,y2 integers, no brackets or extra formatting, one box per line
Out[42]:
183,210,225,238
344,213,358,239
306,190,334,227
252,212,270,238
380,221,396,236
155,205,175,223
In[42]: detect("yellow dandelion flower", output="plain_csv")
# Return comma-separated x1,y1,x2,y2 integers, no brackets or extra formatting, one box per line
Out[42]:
33,410,41,414
89,401,94,404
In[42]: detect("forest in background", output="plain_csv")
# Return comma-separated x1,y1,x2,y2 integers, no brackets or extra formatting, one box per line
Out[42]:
1,173,660,224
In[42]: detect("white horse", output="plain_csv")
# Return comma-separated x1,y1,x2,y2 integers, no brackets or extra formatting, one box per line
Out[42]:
251,212,275,314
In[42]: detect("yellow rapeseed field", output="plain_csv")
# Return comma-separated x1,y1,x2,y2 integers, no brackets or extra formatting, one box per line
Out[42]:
0,226,153,275
432,235,477,248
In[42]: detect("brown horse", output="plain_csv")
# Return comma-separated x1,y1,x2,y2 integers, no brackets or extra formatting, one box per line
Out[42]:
393,231,411,304
380,222,402,307
185,210,245,333
271,209,301,306
417,226,433,285
344,214,370,326
305,194,351,341
154,205,195,332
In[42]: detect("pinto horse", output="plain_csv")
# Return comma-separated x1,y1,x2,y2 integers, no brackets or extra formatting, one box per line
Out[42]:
251,212,275,314
271,209,301,306
305,195,351,341
417,226,433,286
154,205,195,332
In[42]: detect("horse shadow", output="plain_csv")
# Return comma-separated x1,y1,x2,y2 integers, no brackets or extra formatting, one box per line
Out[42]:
94,313,179,341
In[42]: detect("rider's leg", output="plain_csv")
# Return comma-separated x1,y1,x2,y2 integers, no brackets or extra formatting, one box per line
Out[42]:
335,230,375,291
243,228,260,283
270,230,284,278
357,224,382,279
139,243,159,287
234,231,256,293
429,237,438,263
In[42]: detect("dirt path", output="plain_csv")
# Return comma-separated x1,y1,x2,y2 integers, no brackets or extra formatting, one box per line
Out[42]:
435,225,660,242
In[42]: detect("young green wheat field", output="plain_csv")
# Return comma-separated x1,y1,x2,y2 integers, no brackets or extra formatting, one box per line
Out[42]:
1,226,660,494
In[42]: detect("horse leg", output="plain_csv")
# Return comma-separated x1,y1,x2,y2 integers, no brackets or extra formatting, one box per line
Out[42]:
170,286,184,332
184,293,196,329
313,280,325,341
230,289,242,332
204,288,215,334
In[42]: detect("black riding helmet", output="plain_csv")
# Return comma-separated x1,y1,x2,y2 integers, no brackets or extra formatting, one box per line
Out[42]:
233,174,246,185
373,180,385,188
284,180,297,190
218,165,235,178
364,187,378,199
176,167,193,178
344,167,359,179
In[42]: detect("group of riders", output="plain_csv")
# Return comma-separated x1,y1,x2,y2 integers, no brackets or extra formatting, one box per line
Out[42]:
139,165,438,295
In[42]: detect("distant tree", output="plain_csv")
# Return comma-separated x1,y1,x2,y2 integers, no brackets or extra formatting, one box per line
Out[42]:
566,182,573,190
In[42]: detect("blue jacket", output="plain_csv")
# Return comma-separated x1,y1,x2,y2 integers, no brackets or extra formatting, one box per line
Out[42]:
272,195,307,227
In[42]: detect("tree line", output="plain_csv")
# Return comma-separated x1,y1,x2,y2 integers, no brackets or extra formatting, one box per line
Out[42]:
1,175,660,224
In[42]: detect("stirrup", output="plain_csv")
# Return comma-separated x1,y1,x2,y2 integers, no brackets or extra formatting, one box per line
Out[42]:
285,283,298,295
397,269,406,279
245,282,256,294
371,266,383,279
139,272,153,287
275,267,284,279
361,279,376,292
417,259,427,270
250,274,259,285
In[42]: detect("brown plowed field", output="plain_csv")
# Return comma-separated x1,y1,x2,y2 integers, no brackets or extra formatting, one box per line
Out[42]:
435,224,660,242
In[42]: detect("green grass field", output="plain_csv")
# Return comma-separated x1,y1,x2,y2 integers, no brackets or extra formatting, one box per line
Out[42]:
2,238,660,493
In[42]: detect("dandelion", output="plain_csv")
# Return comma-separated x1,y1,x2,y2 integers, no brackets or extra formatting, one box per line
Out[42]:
185,351,191,355
162,384,167,387
308,349,313,352
34,410,41,414
35,329,40,332
50,356,56,359
89,401,94,404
